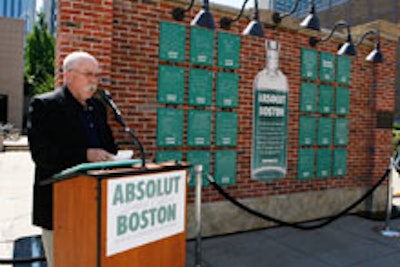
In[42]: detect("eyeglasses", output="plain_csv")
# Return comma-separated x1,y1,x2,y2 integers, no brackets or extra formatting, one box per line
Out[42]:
70,69,101,79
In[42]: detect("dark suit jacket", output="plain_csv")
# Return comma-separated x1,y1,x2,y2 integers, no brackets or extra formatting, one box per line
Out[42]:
28,86,118,230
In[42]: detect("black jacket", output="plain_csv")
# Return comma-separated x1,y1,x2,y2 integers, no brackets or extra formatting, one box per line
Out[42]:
28,86,118,230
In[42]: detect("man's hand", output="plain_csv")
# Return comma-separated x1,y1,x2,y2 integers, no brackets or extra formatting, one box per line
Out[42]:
87,148,114,162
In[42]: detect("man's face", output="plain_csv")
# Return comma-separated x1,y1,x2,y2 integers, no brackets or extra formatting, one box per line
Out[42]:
65,59,100,104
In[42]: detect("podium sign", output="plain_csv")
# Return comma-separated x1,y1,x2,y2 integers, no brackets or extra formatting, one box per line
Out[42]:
392,165,400,206
107,170,186,256
52,163,190,267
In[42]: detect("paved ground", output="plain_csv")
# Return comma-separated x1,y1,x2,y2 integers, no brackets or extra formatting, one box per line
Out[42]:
0,150,41,266
1,148,400,267
186,215,400,267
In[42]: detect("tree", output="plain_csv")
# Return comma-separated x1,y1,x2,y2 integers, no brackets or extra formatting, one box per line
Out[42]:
24,12,55,96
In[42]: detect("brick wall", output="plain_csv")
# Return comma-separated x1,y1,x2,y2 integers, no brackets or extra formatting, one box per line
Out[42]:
57,0,397,234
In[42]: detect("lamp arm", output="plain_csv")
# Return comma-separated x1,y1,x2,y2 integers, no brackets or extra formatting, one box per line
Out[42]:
253,0,259,20
171,0,196,21
355,29,379,46
203,0,210,11
184,0,196,12
231,0,250,22
280,0,302,20
309,20,350,46
320,20,349,42
272,0,302,24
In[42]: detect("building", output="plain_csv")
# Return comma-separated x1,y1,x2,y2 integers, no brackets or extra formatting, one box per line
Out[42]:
271,0,349,18
260,0,399,28
0,17,25,129
0,0,36,34
56,0,397,237
41,0,56,35
317,0,400,28
0,0,35,129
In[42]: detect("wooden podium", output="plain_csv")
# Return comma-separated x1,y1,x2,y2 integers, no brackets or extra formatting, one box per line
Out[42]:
48,161,190,267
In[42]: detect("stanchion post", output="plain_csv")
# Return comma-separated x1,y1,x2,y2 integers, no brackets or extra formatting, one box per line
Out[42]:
385,158,393,229
194,165,203,267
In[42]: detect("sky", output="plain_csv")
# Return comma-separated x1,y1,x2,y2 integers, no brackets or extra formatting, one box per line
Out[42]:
210,0,245,9
36,0,43,11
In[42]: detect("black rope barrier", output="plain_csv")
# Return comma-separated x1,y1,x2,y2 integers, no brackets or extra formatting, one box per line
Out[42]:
206,168,390,230
0,168,392,264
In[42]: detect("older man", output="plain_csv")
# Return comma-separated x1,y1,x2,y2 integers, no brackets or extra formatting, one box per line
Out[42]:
28,51,118,266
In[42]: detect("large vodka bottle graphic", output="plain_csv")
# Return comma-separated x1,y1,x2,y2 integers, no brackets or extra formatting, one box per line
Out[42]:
251,40,289,180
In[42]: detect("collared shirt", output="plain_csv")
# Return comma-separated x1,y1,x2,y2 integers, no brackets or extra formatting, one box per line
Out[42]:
78,102,102,148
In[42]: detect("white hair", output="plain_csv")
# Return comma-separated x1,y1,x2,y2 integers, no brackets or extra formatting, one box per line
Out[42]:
63,51,99,73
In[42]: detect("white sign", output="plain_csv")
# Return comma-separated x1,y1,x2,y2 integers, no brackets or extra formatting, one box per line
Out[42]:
392,167,400,206
106,170,186,256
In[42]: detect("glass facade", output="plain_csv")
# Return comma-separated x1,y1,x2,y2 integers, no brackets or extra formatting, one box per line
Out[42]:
44,0,56,35
273,0,350,18
0,0,36,33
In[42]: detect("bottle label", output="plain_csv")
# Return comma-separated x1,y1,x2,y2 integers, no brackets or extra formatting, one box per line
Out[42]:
251,89,288,180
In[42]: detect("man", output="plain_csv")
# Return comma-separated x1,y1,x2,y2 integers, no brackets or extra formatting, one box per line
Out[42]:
28,51,118,266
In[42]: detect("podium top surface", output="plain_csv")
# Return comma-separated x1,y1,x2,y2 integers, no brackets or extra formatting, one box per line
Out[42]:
41,160,191,185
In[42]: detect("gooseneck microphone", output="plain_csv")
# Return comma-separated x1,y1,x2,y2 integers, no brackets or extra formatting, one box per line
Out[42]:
99,89,126,127
99,89,146,168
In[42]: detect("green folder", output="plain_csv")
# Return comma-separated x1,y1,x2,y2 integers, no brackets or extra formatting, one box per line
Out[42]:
54,159,142,179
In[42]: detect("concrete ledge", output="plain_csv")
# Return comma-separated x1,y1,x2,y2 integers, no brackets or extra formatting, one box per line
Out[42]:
186,186,386,238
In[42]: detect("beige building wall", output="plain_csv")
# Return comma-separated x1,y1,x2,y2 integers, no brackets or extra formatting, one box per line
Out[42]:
0,17,25,129
314,0,400,28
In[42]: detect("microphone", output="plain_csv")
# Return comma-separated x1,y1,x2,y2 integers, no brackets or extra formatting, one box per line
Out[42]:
98,89,146,168
99,89,126,127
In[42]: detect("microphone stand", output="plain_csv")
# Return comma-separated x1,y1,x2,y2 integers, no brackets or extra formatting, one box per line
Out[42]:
100,90,146,168
119,120,146,169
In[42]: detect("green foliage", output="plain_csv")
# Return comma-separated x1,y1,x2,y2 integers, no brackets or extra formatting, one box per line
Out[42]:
24,13,55,96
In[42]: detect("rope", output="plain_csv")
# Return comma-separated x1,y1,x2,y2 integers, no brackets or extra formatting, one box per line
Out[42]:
206,168,390,230
0,167,392,264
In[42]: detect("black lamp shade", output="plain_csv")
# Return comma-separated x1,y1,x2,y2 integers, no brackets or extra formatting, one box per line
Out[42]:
242,20,265,38
191,9,215,30
337,42,357,56
366,43,383,63
300,13,320,31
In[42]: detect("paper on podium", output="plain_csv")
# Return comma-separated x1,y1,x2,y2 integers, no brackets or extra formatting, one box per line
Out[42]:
54,158,142,179
112,150,134,161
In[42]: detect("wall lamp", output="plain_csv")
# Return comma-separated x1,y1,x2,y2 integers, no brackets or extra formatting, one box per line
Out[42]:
355,29,384,63
220,0,265,38
171,0,215,30
309,20,356,56
272,0,320,31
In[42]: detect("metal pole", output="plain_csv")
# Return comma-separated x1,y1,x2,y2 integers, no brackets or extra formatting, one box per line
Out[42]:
381,158,400,237
194,165,203,267
385,159,393,228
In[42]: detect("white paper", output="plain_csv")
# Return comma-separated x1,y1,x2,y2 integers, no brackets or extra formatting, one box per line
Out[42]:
113,150,134,161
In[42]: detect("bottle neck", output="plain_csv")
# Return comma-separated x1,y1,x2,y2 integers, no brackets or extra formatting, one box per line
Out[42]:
266,51,279,72
265,40,280,73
